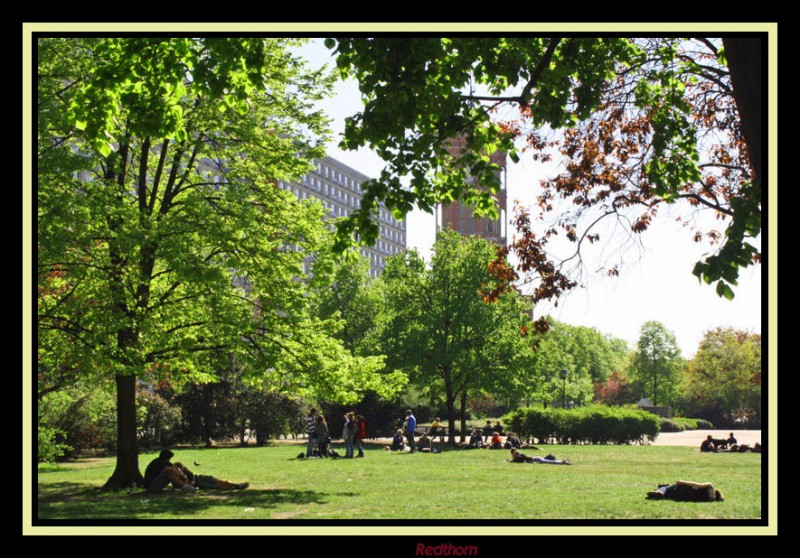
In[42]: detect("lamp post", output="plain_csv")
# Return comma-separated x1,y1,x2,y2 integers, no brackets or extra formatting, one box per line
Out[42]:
559,368,568,409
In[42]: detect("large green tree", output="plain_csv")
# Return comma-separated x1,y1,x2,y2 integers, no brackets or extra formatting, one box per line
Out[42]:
517,321,631,408
680,327,761,427
325,37,761,308
375,230,536,443
308,253,385,356
631,321,683,406
37,37,396,489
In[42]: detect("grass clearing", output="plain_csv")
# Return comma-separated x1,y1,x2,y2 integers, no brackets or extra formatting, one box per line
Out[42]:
36,442,761,520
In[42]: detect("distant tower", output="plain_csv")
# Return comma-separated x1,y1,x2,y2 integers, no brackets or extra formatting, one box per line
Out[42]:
436,137,507,247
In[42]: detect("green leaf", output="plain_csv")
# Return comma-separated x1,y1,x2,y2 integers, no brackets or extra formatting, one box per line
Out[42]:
715,282,735,301
97,141,112,158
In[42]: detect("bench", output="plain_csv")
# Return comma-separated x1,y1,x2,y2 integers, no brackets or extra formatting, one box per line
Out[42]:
415,425,451,440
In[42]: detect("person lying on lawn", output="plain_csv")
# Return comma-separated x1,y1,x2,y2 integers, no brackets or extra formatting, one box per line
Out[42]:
646,480,724,502
508,449,572,465
173,462,249,490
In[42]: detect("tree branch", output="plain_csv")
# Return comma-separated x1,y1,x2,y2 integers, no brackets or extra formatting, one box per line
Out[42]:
461,38,562,109
520,37,563,105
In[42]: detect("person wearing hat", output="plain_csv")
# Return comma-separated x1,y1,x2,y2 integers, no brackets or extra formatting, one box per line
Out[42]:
142,449,197,493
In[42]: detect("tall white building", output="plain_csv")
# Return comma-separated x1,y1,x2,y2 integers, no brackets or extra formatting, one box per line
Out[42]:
277,156,407,278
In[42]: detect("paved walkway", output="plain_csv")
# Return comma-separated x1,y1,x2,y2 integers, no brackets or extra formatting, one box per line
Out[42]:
294,430,763,448
650,430,761,447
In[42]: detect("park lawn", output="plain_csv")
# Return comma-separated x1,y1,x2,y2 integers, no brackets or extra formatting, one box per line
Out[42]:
36,442,762,520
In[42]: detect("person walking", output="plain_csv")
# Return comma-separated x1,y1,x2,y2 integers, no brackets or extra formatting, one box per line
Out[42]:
404,409,417,453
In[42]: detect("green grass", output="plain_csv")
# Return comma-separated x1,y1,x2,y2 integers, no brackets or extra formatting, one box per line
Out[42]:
36,442,761,520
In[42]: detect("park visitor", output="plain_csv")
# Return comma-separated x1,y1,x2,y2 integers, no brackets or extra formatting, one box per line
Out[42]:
142,449,197,493
316,414,330,457
389,429,406,451
174,462,249,490
305,407,317,458
509,449,572,465
354,415,366,458
482,420,493,443
343,412,357,458
429,417,444,442
468,429,484,448
504,432,522,449
404,409,417,452
646,480,724,502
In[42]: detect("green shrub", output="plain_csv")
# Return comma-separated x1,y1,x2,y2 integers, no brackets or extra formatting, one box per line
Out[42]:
136,389,182,448
37,407,71,462
671,417,699,430
39,385,117,456
504,405,660,445
694,418,714,429
659,418,685,432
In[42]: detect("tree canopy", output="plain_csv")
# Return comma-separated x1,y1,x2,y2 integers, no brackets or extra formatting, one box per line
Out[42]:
631,321,683,406
680,327,761,427
37,37,400,488
325,37,762,312
374,229,536,443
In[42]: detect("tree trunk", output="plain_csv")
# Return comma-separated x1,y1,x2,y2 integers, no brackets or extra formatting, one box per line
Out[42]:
459,392,467,444
445,391,457,446
102,374,143,490
722,38,762,186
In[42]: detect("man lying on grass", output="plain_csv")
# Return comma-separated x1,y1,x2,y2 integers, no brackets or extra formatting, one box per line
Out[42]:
646,480,724,502
174,462,249,490
508,449,572,465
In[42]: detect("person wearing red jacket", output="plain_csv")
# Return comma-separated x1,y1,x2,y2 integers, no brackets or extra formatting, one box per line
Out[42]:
354,415,367,458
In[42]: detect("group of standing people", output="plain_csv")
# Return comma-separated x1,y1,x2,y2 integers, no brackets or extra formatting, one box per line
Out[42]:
305,407,367,458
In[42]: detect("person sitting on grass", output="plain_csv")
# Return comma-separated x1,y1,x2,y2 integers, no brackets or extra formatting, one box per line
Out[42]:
489,431,504,449
646,480,724,502
504,432,522,449
388,429,406,451
417,433,432,452
508,448,572,465
142,449,197,493
700,435,717,453
468,429,484,448
727,432,738,447
173,462,249,490
494,420,504,436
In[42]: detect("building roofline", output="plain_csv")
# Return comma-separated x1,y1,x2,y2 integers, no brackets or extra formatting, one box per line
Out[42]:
318,155,373,182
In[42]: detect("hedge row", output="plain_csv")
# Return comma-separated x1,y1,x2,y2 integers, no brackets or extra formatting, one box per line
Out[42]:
659,417,715,432
504,405,660,445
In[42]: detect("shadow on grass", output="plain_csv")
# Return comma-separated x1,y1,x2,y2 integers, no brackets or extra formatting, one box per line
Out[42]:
37,481,339,520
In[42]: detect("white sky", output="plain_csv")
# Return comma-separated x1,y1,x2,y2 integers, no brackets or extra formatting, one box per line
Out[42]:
295,39,762,358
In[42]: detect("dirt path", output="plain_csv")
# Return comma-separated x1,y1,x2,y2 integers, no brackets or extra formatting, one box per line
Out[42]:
650,430,761,447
